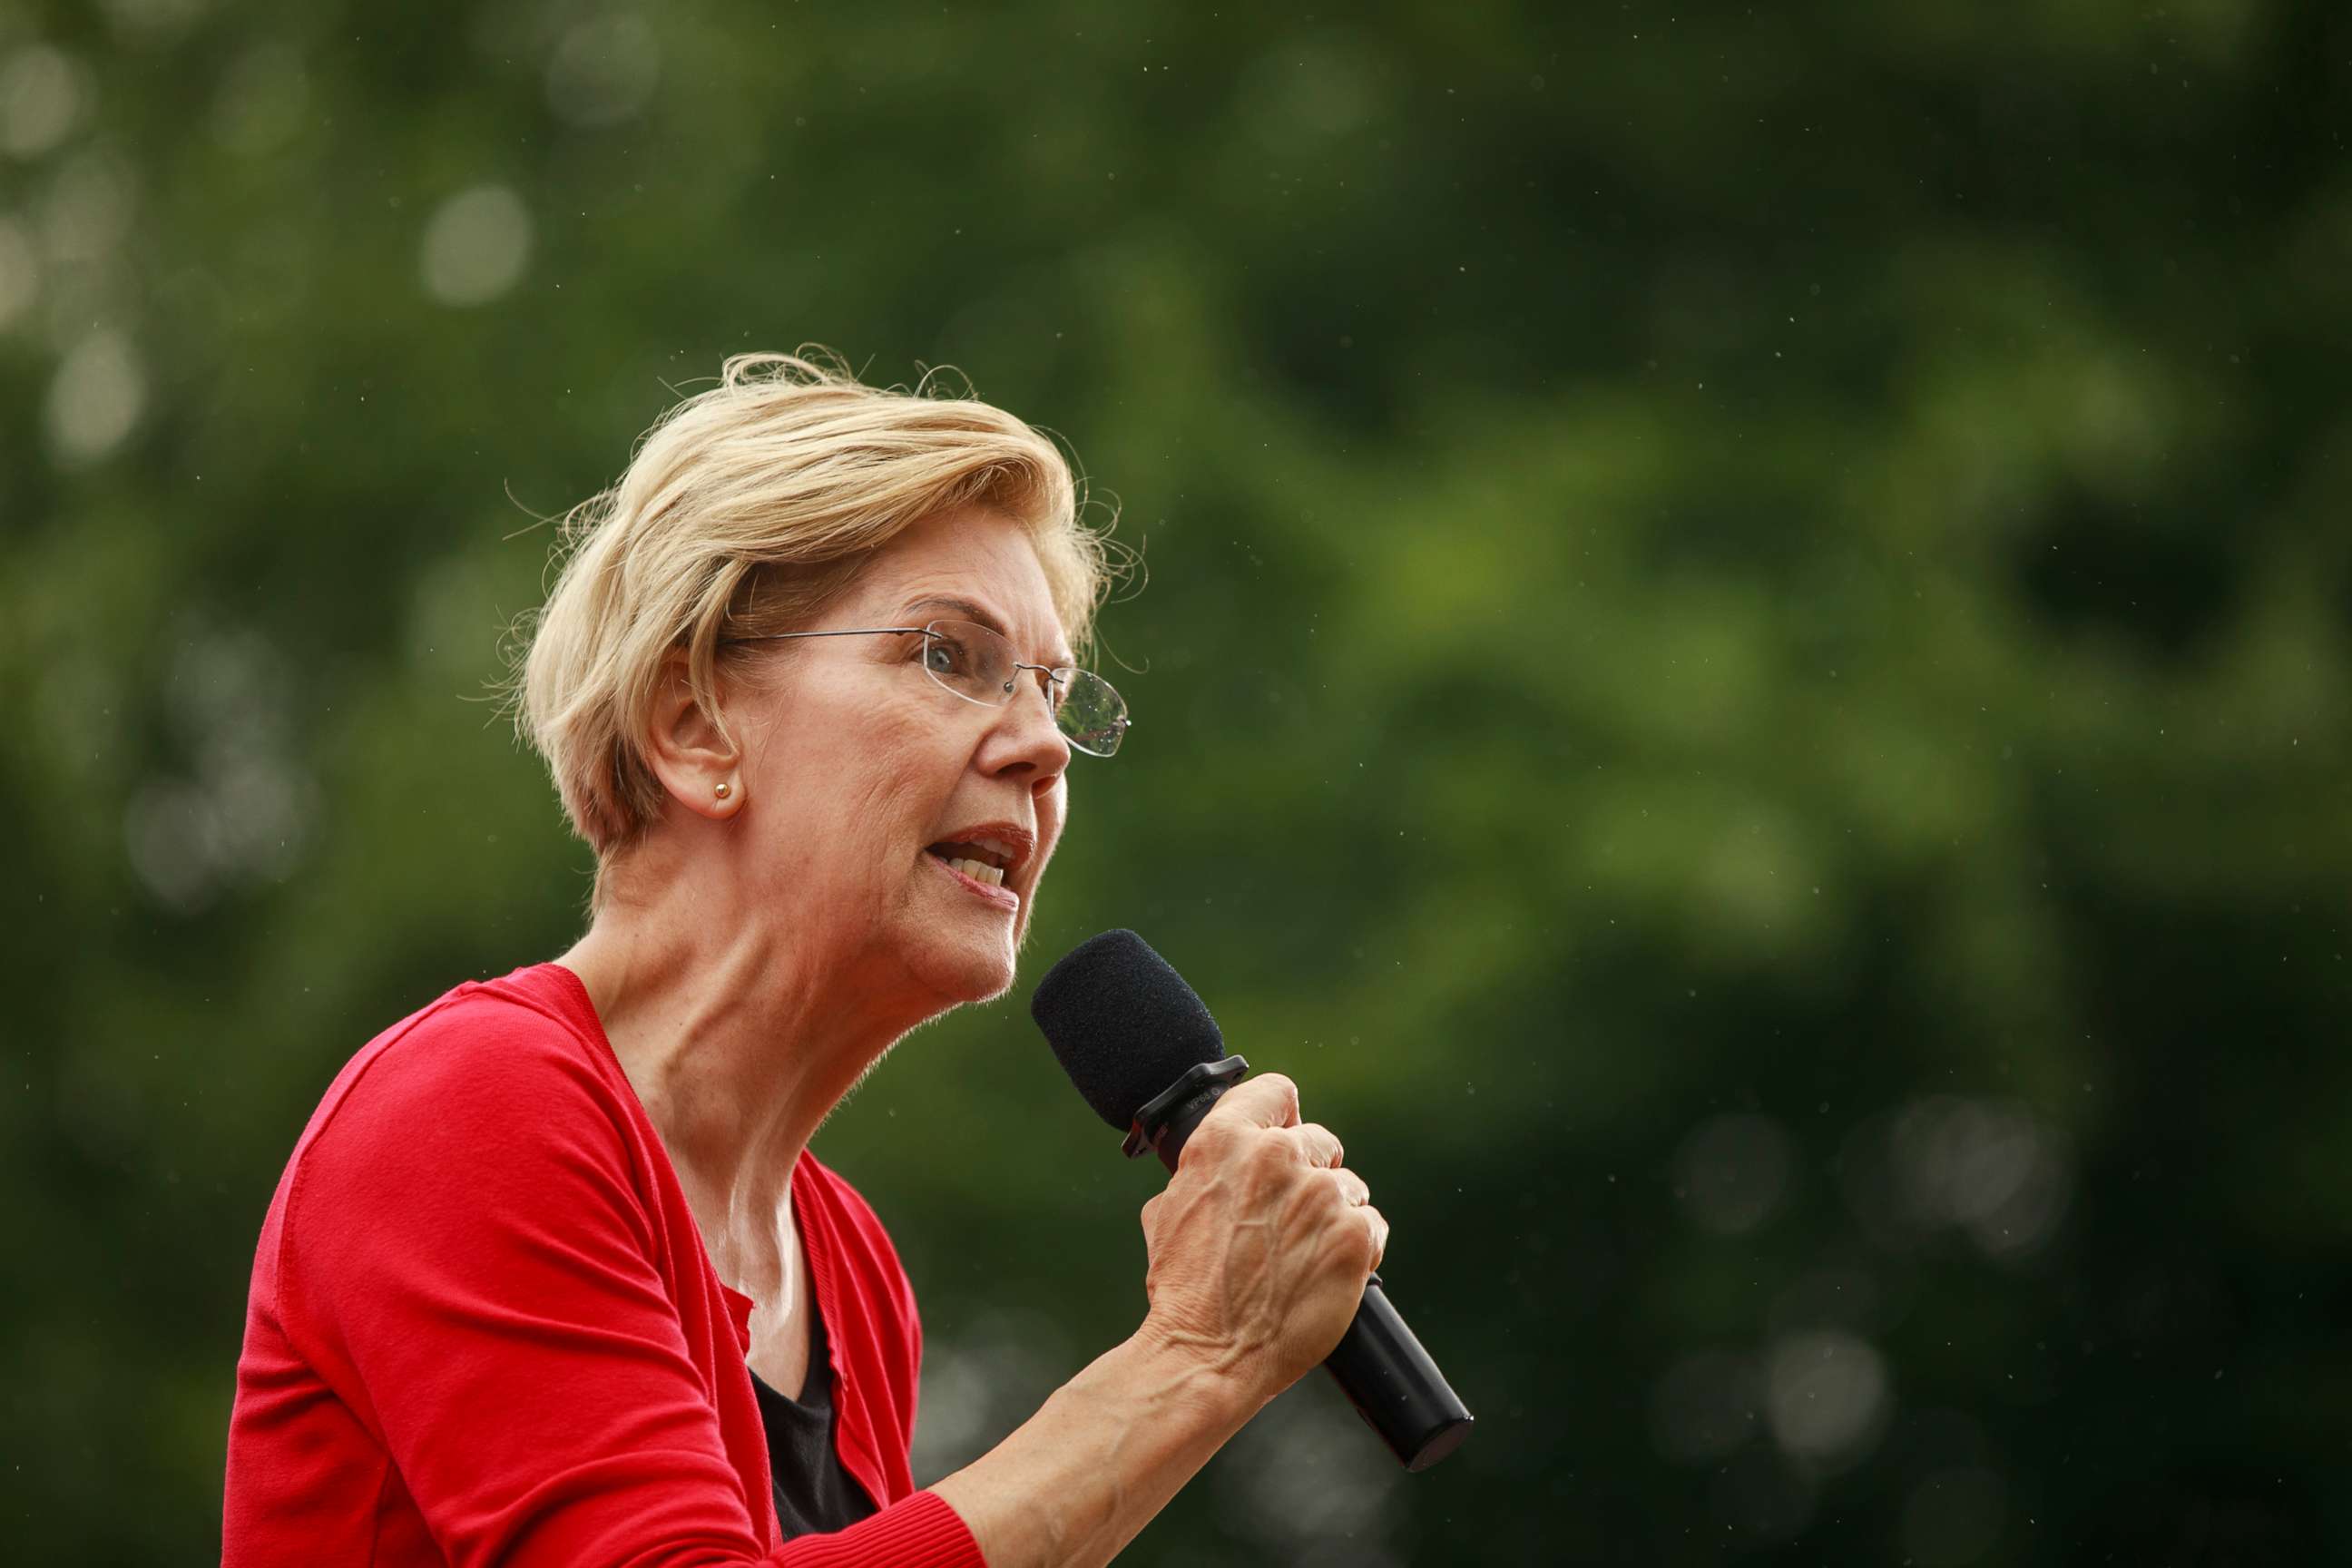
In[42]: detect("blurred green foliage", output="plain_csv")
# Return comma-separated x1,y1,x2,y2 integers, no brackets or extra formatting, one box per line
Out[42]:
3,0,2347,1563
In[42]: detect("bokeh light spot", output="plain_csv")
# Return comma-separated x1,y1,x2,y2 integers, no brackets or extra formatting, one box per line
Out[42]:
1766,1329,1890,1468
419,184,532,307
545,14,660,128
44,326,145,463
0,45,85,158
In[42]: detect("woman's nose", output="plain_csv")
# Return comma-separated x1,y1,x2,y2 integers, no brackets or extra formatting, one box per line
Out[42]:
988,669,1072,777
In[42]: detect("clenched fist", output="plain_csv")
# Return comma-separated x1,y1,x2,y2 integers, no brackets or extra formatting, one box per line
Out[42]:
1134,1073,1388,1407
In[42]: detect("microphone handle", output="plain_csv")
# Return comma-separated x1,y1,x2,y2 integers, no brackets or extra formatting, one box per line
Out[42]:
1144,1079,1475,1471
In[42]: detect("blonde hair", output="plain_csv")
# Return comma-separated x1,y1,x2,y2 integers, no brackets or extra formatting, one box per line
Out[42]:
498,347,1121,914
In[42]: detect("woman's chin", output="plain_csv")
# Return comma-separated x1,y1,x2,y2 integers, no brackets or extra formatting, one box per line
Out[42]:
907,929,1019,1008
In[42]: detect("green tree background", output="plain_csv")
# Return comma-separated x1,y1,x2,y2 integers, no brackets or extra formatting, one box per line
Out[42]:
4,1,2346,1563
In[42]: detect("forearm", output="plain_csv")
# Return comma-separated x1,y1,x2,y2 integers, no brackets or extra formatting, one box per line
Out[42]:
927,1329,1260,1568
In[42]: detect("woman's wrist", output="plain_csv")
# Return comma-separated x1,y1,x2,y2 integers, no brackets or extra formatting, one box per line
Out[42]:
1121,1316,1266,1430
927,1326,1265,1568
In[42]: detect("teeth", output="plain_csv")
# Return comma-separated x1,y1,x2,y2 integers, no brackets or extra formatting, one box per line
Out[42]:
946,857,1005,888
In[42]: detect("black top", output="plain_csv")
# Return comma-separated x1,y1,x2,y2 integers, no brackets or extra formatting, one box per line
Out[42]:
747,1294,880,1537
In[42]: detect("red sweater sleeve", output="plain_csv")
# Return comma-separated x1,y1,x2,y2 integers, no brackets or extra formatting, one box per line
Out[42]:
274,1006,982,1568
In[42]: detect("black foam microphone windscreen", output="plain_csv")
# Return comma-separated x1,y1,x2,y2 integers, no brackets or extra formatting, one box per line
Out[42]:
1028,926,1478,1473
1029,928,1226,1131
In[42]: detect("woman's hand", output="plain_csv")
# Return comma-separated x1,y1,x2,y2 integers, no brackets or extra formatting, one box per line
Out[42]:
931,1073,1385,1567
1132,1072,1388,1408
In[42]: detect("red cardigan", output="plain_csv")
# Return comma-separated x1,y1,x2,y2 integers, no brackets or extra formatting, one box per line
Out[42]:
223,961,987,1567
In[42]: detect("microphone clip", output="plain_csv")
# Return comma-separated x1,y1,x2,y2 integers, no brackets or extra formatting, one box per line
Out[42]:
1121,1054,1250,1162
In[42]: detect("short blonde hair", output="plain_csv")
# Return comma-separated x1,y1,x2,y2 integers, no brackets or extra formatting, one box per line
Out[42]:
499,347,1120,912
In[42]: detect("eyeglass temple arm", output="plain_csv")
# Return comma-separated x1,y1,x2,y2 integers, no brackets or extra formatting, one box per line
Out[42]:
725,627,932,644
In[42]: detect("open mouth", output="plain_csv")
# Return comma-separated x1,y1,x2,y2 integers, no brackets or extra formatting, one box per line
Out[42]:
924,839,1013,889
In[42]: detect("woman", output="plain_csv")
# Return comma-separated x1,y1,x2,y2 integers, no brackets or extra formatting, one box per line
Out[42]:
222,349,1389,1568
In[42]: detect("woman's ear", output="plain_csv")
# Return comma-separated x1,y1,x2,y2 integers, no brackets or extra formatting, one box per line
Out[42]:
642,648,746,818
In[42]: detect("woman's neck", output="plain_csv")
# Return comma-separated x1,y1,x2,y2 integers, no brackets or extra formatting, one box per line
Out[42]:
553,907,924,1304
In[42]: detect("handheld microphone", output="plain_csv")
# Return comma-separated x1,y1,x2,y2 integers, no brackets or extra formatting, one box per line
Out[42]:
1031,929,1475,1472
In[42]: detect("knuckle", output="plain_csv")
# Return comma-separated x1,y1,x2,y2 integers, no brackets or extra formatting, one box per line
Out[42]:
1245,1132,1292,1174
1183,1119,1234,1162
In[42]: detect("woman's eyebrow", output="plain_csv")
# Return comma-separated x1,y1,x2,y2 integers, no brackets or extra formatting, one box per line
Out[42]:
904,594,1004,631
905,595,1077,666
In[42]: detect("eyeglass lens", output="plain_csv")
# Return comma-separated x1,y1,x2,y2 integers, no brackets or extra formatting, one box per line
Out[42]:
919,621,1127,757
